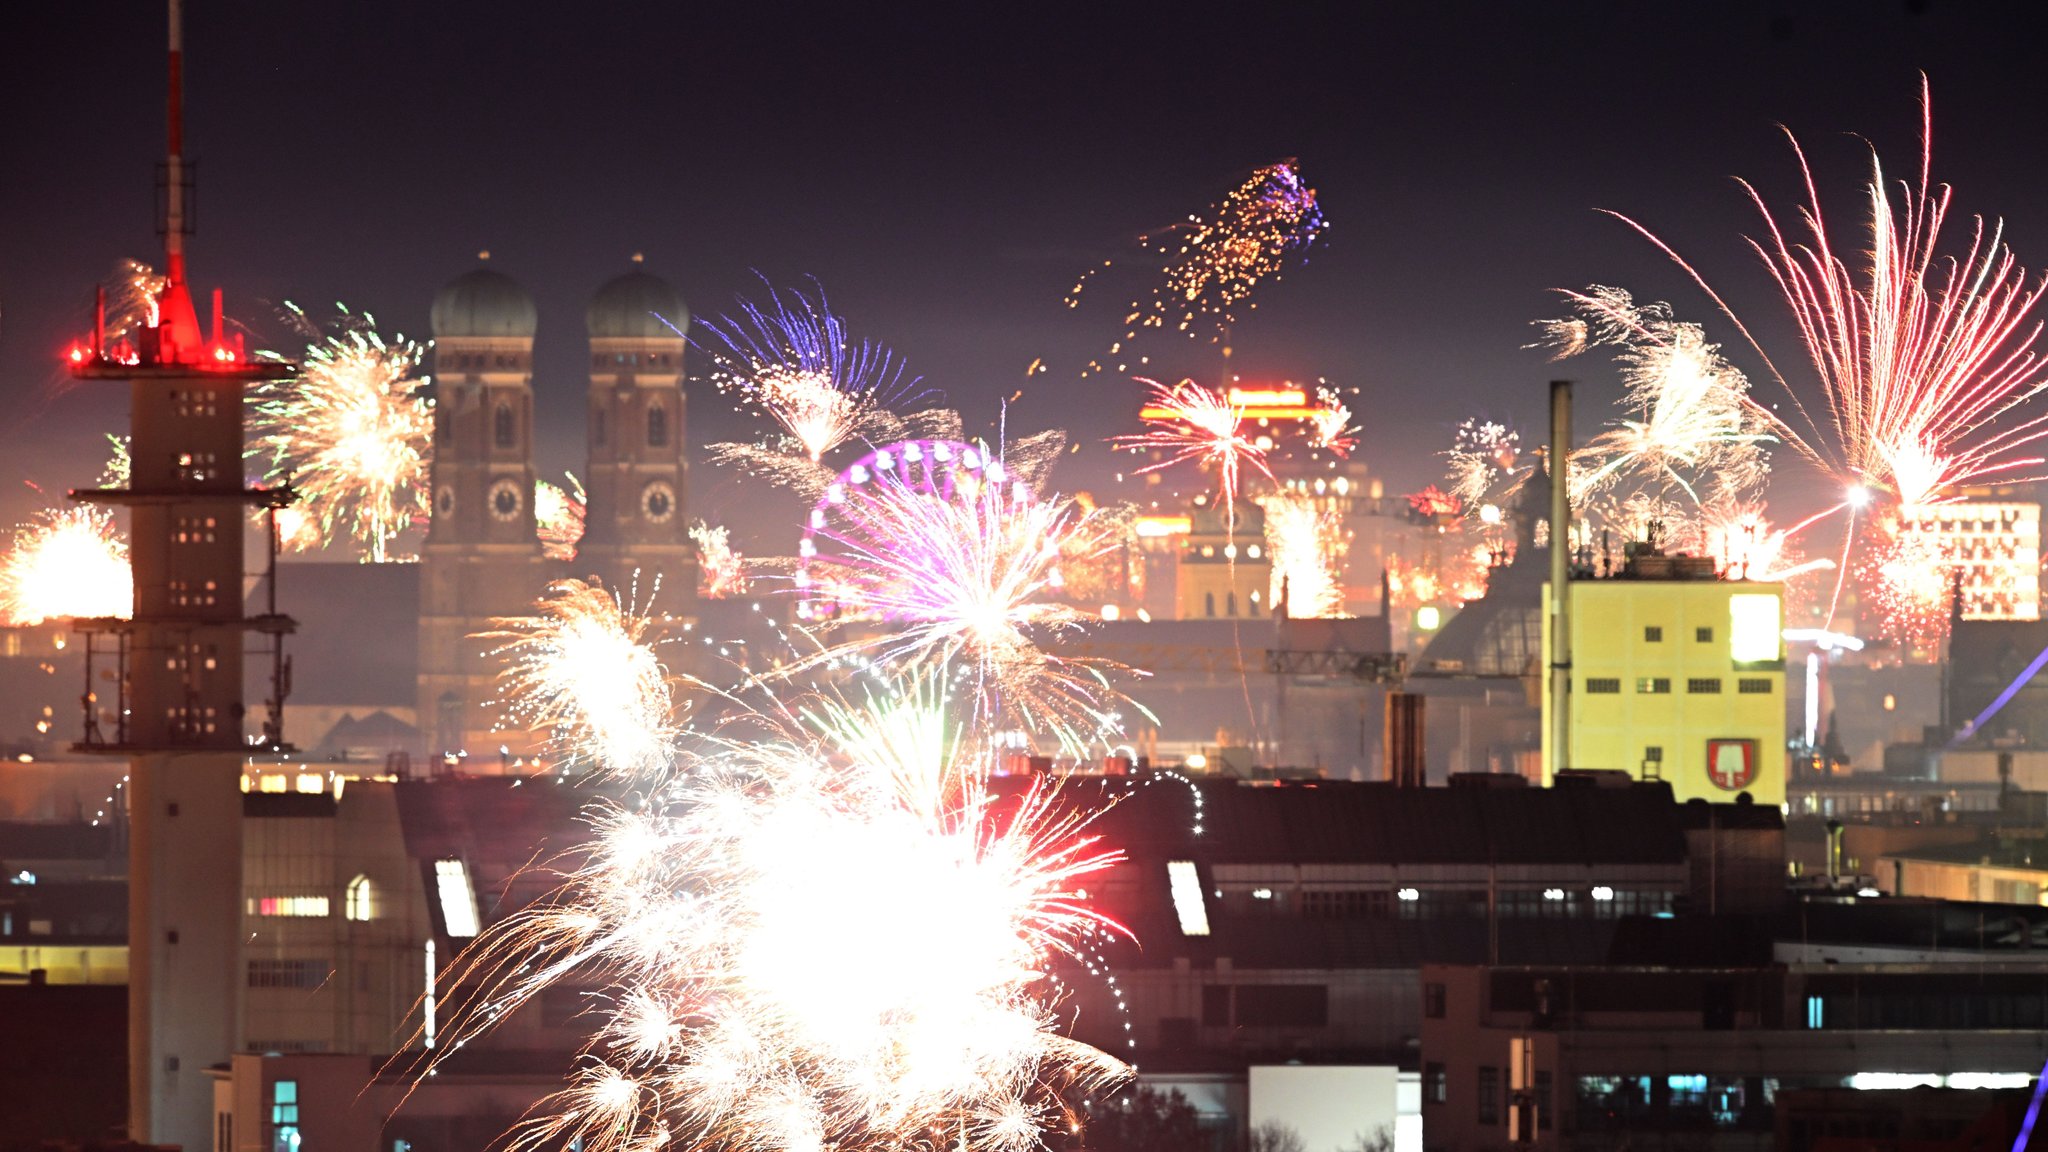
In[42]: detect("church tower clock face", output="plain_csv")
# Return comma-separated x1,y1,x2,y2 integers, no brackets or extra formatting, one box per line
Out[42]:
489,478,525,522
641,479,676,524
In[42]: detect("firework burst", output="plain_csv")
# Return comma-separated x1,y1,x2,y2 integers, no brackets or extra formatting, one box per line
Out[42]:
438,676,1131,1152
796,441,1132,748
690,521,748,599
1613,80,2048,507
479,578,681,777
249,305,432,562
1539,286,1773,508
1113,378,1274,532
1258,489,1347,617
537,474,589,562
1307,386,1359,457
0,507,130,625
1070,161,1325,371
1443,419,1525,511
697,280,929,464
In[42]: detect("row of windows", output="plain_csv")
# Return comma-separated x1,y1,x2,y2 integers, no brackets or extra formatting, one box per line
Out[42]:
1202,589,1264,617
173,515,219,544
591,352,677,369
245,877,377,921
1585,677,1774,695
1421,1063,1553,1130
1268,887,1670,919
170,388,219,418
246,958,330,989
493,403,667,449
442,352,525,370
1643,626,1714,643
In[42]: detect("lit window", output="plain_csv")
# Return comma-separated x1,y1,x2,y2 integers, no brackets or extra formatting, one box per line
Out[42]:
1542,888,1566,901
247,896,330,918
345,874,375,922
1167,861,1210,936
1883,693,1897,711
1806,996,1824,1028
435,859,481,938
270,1079,299,1152
1591,885,1615,901
1251,888,1274,900
1397,887,1420,902
1729,593,1782,662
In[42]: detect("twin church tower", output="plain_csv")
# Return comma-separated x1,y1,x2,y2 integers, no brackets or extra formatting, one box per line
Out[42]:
416,256,693,758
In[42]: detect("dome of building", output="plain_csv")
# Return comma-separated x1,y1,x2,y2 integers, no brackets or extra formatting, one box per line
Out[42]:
587,267,688,339
431,266,538,339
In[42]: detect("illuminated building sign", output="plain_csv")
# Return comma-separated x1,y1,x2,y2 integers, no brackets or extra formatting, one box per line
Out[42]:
1707,739,1758,791
1893,502,2041,621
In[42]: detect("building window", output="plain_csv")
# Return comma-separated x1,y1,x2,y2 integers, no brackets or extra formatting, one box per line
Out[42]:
345,874,375,922
1636,677,1671,694
217,1110,232,1152
1806,995,1825,1029
1424,1063,1447,1105
1686,678,1723,694
1534,1071,1553,1129
1644,626,1663,642
1227,592,1238,617
1584,678,1621,693
270,1079,299,1152
593,408,607,446
1232,984,1328,1027
1424,982,1446,1018
647,404,668,447
494,402,515,448
1696,626,1714,643
1204,592,1216,618
1737,678,1773,694
1300,889,1391,919
436,859,482,937
1478,1065,1501,1125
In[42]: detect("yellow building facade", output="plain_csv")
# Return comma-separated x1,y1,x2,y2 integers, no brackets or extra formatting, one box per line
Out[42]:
1542,576,1787,806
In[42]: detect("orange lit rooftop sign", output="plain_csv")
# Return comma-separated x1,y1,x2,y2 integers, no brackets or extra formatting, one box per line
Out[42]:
1140,383,1316,420
1134,515,1193,538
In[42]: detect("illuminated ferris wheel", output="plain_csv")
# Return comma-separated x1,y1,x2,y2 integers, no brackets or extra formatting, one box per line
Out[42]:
794,438,1021,622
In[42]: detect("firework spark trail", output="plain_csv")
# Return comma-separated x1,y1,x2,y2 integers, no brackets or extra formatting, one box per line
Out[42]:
1442,420,1524,511
1112,378,1274,533
536,474,588,562
479,578,681,778
696,280,931,464
435,676,1131,1152
98,435,130,489
796,456,1132,749
1069,161,1325,373
1538,286,1774,508
1699,502,1832,582
691,521,748,599
1307,386,1358,457
1259,490,1346,617
0,507,130,625
1611,80,2048,508
248,305,432,562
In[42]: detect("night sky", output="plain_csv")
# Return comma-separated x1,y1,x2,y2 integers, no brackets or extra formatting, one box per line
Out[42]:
5,1,2048,539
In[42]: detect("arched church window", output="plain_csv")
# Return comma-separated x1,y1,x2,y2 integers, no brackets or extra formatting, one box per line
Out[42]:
647,404,668,448
494,403,515,449
594,408,607,447
345,874,374,922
